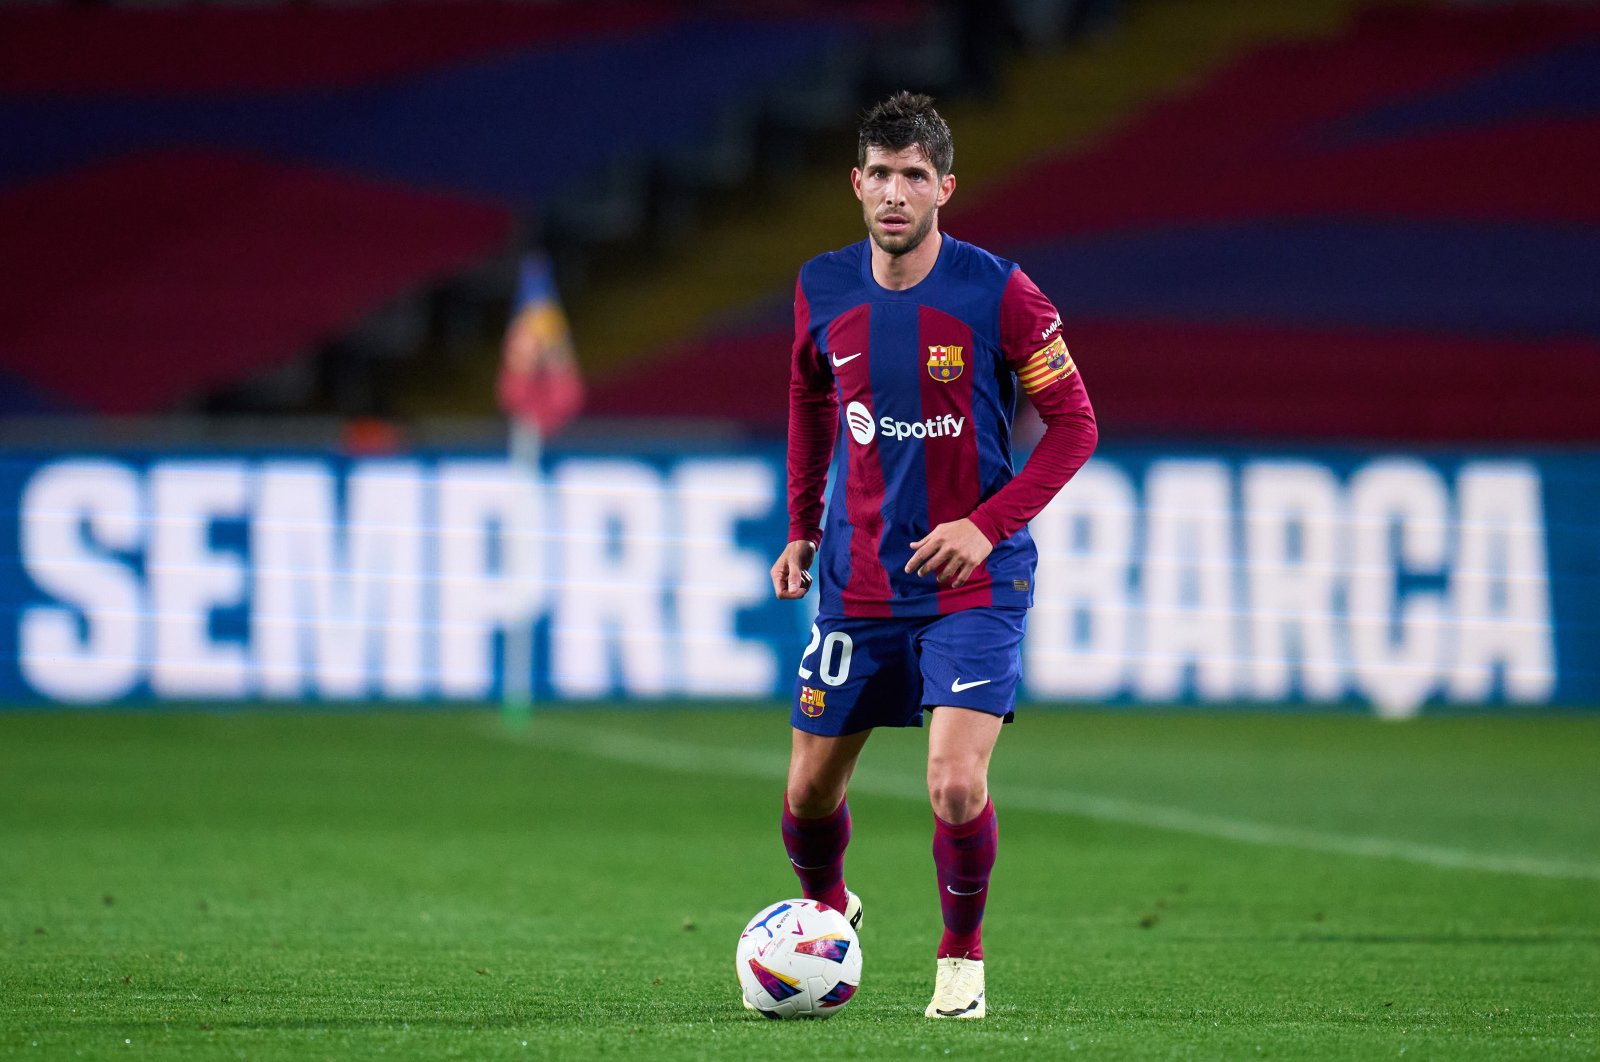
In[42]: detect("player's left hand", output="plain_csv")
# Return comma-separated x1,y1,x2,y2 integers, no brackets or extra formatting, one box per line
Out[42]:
906,518,992,588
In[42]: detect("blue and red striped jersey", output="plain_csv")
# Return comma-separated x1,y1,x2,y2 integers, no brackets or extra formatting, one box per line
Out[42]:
788,235,1097,619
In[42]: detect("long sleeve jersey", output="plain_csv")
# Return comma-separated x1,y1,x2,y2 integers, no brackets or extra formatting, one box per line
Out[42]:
788,235,1098,618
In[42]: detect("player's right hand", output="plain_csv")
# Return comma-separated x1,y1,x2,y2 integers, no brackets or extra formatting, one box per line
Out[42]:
771,540,817,600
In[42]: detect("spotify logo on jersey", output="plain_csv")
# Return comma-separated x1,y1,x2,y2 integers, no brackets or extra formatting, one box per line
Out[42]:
845,402,876,445
845,402,967,446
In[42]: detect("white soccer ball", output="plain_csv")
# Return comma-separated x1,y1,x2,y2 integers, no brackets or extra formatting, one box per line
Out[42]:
735,898,862,1019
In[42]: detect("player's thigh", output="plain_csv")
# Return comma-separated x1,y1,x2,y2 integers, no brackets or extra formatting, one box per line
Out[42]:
926,706,1004,782
790,616,922,737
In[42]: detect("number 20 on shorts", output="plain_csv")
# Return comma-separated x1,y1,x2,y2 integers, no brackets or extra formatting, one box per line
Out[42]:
798,625,854,686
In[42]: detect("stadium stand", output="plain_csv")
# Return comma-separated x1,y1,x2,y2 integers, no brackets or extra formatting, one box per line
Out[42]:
587,2,1600,442
0,1,939,416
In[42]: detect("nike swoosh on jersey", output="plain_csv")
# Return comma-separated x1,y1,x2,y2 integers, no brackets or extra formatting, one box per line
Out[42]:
950,678,991,692
830,352,862,368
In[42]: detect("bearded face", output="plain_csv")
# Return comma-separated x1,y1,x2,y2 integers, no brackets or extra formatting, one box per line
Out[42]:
853,145,953,260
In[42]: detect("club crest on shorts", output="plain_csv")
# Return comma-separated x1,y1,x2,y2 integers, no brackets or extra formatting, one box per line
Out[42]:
927,345,965,383
799,686,826,717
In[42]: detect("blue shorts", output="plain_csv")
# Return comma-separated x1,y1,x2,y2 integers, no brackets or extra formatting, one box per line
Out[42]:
790,607,1027,737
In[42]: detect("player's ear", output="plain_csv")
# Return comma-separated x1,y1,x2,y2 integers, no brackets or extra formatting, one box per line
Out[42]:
937,172,956,207
850,167,864,202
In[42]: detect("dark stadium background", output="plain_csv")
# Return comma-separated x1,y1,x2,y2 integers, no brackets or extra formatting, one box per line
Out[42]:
3,0,1596,709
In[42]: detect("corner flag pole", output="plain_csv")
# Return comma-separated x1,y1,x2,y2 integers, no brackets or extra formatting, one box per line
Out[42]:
496,250,583,732
502,420,542,732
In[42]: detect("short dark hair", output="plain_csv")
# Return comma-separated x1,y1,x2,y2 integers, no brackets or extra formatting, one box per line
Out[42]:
857,91,954,177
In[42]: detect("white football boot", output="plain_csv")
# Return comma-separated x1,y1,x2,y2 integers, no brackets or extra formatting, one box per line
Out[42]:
742,891,862,1012
924,956,985,1019
841,889,864,931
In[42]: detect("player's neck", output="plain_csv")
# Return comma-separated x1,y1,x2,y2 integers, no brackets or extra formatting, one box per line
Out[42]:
871,229,943,291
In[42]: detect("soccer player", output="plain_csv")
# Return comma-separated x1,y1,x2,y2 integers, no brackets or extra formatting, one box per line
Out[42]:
768,92,1097,1019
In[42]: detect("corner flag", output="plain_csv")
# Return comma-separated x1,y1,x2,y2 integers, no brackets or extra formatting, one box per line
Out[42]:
497,252,581,729
497,252,584,436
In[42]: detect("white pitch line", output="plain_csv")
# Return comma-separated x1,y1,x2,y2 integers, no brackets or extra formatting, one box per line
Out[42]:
505,718,1600,883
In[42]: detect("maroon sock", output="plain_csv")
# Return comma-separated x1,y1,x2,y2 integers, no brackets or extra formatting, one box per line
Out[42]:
933,798,997,959
782,797,851,913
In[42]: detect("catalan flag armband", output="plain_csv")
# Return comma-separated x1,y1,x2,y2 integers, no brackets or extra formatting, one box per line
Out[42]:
1017,335,1076,394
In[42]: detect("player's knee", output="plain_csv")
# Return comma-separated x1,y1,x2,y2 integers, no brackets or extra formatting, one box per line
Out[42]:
786,779,846,819
926,764,986,824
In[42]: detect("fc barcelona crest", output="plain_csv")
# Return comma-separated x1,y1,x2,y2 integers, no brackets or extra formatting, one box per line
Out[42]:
799,686,826,718
927,345,965,383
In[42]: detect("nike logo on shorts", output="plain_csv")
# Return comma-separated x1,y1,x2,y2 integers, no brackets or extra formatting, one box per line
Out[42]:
950,678,991,693
830,352,862,368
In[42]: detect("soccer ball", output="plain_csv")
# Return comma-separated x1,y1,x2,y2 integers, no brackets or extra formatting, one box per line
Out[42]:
735,898,862,1019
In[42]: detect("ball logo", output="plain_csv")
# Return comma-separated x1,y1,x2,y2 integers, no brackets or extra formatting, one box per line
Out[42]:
845,402,876,445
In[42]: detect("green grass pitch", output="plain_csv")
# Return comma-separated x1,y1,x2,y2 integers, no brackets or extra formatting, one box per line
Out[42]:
3,705,1597,1060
